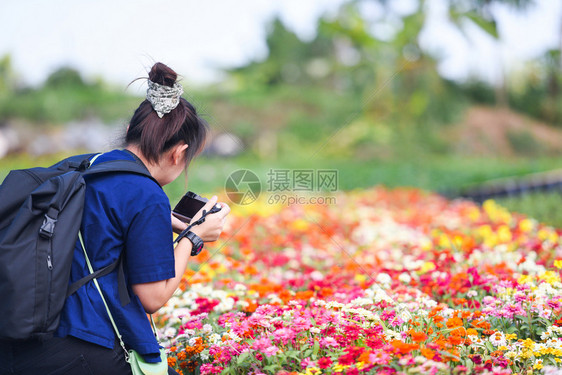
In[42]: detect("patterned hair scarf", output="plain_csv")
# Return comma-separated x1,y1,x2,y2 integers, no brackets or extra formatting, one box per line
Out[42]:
146,80,184,118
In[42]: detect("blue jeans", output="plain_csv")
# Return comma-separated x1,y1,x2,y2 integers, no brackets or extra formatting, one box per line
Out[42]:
0,336,178,375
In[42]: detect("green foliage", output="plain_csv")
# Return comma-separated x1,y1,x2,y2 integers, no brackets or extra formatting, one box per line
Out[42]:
0,61,140,124
506,129,541,156
497,191,562,228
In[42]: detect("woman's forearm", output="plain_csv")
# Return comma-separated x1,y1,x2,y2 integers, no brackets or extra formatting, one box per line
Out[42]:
132,237,193,314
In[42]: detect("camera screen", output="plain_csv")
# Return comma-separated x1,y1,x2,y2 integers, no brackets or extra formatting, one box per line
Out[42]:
173,192,208,222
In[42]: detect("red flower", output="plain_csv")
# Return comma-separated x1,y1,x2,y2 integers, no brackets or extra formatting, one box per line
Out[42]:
317,357,333,369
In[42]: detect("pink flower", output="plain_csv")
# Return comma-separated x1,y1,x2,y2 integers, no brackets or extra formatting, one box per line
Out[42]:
301,358,315,369
273,328,295,345
263,346,279,357
251,337,272,352
200,364,224,375
319,337,339,349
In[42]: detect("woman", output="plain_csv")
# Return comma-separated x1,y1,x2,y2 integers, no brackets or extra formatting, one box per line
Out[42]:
0,62,230,374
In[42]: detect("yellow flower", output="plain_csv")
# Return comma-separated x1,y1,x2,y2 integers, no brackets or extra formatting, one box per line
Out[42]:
418,261,436,274
519,218,534,233
538,228,558,243
505,333,517,340
538,271,561,285
483,200,512,223
518,275,534,285
356,362,368,370
305,367,321,375
554,259,562,269
497,225,512,243
522,339,536,349
332,364,349,373
467,207,481,222
290,218,310,231
355,274,368,284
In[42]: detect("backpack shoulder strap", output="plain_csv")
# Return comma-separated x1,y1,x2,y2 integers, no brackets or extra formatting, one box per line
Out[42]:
82,159,161,187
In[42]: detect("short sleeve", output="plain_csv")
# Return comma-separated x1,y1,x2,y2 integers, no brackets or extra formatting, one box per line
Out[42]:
125,202,176,284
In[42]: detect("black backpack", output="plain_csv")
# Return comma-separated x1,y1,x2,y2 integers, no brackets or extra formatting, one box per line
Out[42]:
0,153,158,340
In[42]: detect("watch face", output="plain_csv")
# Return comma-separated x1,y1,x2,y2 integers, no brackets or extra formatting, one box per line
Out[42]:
191,243,204,256
187,232,204,256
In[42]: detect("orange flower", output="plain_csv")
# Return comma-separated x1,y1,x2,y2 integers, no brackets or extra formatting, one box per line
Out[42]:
432,315,444,323
295,290,314,300
466,328,478,336
357,351,372,364
391,340,419,354
167,357,177,367
410,331,428,343
421,347,435,360
451,327,466,337
446,317,463,328
448,335,464,346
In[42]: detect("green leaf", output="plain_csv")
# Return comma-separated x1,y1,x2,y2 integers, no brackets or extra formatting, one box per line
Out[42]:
263,365,279,372
466,359,473,373
286,350,301,360
237,352,250,366
313,340,320,358
464,12,499,39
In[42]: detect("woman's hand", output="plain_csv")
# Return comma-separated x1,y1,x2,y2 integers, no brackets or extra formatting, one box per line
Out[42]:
171,214,188,234
189,195,230,242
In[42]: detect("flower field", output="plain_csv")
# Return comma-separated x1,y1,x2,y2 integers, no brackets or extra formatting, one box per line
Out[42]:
157,187,562,375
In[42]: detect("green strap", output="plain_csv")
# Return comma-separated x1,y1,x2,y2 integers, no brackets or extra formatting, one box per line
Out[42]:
78,232,161,359
78,231,129,360
89,153,103,165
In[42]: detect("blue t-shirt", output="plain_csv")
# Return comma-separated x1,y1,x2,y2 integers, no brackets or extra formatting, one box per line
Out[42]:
55,149,175,363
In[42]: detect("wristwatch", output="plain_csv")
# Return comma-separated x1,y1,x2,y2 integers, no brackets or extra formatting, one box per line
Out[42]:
185,231,204,256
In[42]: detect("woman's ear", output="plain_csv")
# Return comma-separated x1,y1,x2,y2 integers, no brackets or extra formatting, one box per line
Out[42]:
172,143,189,165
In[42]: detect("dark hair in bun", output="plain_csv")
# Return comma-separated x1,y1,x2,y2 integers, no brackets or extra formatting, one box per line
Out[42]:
125,62,209,166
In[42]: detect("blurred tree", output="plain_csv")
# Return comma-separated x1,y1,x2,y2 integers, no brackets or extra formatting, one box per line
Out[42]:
0,55,17,96
445,0,535,106
44,67,86,88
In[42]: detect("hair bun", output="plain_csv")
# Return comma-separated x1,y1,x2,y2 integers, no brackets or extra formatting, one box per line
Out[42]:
148,62,177,88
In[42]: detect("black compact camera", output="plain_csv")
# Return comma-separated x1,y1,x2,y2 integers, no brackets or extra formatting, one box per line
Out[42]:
173,191,220,223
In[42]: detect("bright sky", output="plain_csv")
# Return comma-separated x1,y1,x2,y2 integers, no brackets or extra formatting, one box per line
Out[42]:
0,0,560,89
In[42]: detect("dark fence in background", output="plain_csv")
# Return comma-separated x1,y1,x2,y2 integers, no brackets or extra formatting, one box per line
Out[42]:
443,169,562,204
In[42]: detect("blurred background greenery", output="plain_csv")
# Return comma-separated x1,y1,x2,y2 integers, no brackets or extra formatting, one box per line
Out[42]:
1,0,562,225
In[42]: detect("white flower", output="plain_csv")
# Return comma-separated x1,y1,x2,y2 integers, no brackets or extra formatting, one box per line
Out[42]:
310,270,324,281
200,350,210,361
234,283,247,292
398,273,411,284
163,327,177,338
208,333,221,345
202,324,213,334
489,332,506,347
376,273,392,286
